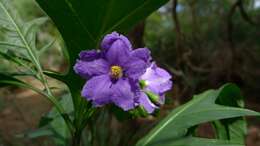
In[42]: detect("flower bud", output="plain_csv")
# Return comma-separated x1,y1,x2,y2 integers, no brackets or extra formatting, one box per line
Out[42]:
129,106,148,117
139,80,147,89
145,91,160,106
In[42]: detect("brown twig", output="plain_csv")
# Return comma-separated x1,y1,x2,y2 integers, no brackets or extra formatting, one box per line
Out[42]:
238,0,256,25
172,0,183,66
187,0,199,41
227,0,240,49
182,49,211,73
226,0,240,81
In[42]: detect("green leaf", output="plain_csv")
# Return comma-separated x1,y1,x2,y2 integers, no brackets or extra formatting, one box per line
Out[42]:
136,83,259,146
0,0,74,137
43,70,67,83
0,73,56,108
38,39,56,57
0,51,33,69
0,72,73,133
0,0,52,94
38,116,54,128
20,94,74,145
16,128,53,139
45,94,74,145
35,0,169,63
153,137,244,146
0,72,38,90
213,85,247,143
0,0,46,59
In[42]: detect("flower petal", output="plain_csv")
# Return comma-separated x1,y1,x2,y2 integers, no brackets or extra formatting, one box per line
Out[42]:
131,48,151,63
154,65,172,80
139,92,157,113
101,32,132,51
147,80,172,95
105,39,131,64
123,57,148,79
111,78,136,111
81,75,113,106
141,63,172,95
79,50,100,61
74,59,109,79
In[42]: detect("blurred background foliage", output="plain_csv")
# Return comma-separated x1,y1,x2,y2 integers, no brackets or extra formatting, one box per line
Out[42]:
144,0,260,104
0,0,260,146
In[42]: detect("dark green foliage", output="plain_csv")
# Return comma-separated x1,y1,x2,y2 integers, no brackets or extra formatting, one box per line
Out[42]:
136,84,259,146
0,0,259,146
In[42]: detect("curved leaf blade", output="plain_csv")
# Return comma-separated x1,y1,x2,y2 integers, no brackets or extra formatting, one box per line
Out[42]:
35,0,169,63
213,84,247,143
154,137,244,146
136,84,259,146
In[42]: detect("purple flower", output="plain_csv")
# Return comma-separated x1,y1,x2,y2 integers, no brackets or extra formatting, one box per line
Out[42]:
138,63,172,113
74,32,173,114
74,32,151,111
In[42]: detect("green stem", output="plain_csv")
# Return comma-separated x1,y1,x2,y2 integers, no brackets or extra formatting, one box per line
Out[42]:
72,130,82,146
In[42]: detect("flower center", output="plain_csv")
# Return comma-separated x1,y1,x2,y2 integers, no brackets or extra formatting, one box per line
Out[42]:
110,65,123,79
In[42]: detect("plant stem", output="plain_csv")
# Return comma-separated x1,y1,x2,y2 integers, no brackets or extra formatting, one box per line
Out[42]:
72,130,82,146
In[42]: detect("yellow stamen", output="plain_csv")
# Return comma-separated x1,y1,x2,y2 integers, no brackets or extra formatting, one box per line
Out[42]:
110,65,123,79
